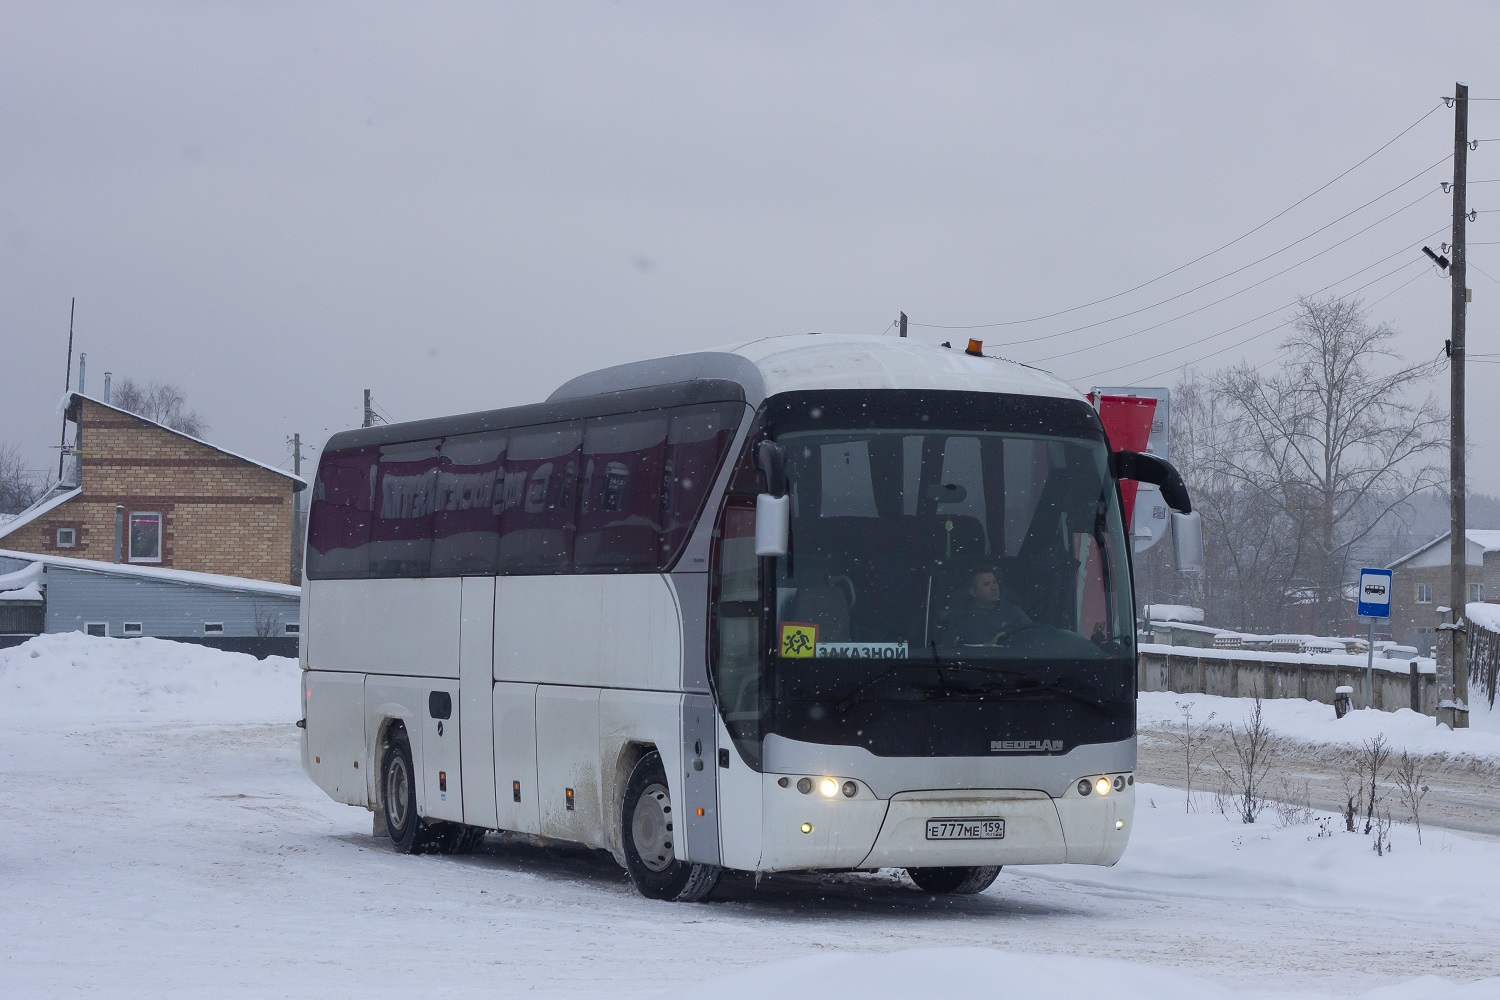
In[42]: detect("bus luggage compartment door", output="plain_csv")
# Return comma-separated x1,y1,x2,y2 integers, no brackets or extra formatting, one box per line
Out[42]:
422,680,464,824
303,670,367,807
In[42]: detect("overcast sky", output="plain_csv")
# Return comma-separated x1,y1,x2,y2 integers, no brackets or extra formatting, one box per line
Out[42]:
6,2,1500,497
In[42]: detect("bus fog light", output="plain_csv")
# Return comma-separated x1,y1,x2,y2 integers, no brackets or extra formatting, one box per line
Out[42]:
819,777,838,798
797,777,813,794
842,781,857,798
1113,776,1124,792
1116,819,1125,831
800,822,813,834
1077,779,1092,796
1094,777,1111,796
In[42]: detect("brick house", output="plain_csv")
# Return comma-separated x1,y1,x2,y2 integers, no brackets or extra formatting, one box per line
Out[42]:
1385,529,1500,654
0,393,306,584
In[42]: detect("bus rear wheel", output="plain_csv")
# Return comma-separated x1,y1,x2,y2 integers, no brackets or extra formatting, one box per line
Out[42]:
381,729,430,854
906,865,1002,895
621,751,721,902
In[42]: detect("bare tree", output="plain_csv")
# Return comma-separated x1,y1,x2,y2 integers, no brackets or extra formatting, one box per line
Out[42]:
1212,296,1445,633
1172,700,1216,812
1392,749,1430,844
1354,733,1393,835
1213,696,1279,824
111,378,209,437
0,443,44,515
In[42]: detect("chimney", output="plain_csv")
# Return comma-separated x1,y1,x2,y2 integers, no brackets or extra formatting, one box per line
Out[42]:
103,372,112,404
78,352,87,395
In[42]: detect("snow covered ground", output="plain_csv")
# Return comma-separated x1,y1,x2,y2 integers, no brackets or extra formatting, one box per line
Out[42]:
3,634,1500,998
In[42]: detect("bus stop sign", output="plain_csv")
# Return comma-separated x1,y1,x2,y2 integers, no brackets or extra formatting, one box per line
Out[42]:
1357,568,1393,619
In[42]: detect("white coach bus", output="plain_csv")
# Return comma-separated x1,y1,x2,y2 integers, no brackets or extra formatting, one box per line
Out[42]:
299,334,1200,900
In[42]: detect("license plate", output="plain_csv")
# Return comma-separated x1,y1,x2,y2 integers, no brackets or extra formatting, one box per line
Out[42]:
925,817,1004,840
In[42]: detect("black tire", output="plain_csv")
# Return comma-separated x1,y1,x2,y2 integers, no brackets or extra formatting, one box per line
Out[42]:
381,730,430,854
620,751,721,902
907,865,1002,895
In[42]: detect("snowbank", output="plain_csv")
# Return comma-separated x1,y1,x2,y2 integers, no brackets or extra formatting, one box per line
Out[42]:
1140,690,1500,759
0,632,300,726
667,942,1499,1000
1140,642,1436,675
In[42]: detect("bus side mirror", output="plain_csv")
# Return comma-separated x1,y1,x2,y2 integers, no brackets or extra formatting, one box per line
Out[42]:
1111,450,1191,514
757,440,788,497
755,494,790,557
1171,511,1206,575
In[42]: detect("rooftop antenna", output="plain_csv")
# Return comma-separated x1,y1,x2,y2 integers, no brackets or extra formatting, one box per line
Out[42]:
57,297,75,480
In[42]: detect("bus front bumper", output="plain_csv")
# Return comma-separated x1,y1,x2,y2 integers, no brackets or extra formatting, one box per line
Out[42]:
756,773,1134,872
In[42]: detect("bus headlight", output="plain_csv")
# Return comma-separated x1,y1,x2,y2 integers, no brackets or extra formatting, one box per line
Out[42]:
819,777,839,798
1094,777,1111,796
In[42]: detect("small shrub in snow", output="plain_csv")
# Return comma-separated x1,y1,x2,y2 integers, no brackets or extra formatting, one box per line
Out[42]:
1372,809,1393,856
1392,749,1431,845
1172,700,1216,812
1213,696,1279,824
1355,734,1392,836
1271,778,1313,828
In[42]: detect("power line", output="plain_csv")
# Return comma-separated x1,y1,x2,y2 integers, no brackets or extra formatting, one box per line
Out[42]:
983,156,1450,350
1074,254,1427,384
1030,200,1444,364
912,103,1445,331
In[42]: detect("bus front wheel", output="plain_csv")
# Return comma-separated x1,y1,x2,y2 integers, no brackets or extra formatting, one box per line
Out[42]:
621,751,721,902
906,865,1001,895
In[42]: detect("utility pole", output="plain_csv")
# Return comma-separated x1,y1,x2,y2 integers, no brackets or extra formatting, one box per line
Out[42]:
1443,81,1471,729
363,389,374,428
899,312,908,338
57,297,75,480
290,433,305,584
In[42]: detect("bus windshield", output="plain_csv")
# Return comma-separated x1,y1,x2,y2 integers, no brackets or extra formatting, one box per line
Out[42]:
773,424,1132,665
718,389,1137,760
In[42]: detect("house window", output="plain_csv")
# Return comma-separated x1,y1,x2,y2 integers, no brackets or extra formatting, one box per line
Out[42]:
123,622,142,636
85,623,107,637
203,622,224,634
56,527,76,548
129,512,163,563
284,622,300,635
1472,583,1485,603
1416,583,1432,604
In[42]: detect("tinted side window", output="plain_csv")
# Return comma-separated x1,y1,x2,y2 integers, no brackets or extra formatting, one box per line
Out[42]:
369,439,441,577
497,421,582,572
430,430,507,577
660,403,743,566
305,446,378,579
575,412,668,571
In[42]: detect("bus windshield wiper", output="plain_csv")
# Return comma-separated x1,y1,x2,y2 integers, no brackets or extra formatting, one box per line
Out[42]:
834,665,945,716
964,675,1114,711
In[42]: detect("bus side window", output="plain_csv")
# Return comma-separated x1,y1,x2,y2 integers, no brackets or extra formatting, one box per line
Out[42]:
713,501,762,760
368,439,441,578
497,421,583,573
431,430,507,577
305,445,379,580
575,412,668,571
660,403,743,568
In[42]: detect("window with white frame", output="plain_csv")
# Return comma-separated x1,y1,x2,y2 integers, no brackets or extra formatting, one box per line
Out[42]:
123,622,142,636
1416,583,1433,604
55,527,76,548
284,622,300,635
128,512,162,563
203,622,224,634
1472,583,1485,603
85,623,107,637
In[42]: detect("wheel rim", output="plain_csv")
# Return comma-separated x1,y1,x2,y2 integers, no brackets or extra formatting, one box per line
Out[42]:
631,781,674,872
386,753,410,831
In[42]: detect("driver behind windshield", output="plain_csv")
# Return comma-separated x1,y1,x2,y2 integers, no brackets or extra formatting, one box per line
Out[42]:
945,566,1032,646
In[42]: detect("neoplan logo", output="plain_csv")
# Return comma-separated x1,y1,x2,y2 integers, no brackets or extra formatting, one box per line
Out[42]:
991,739,1064,753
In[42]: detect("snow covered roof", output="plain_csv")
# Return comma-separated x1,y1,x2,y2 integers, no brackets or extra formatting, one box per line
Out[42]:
0,560,45,592
0,583,43,603
1386,529,1500,570
64,392,306,489
0,548,299,598
1142,604,1203,623
0,487,83,542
